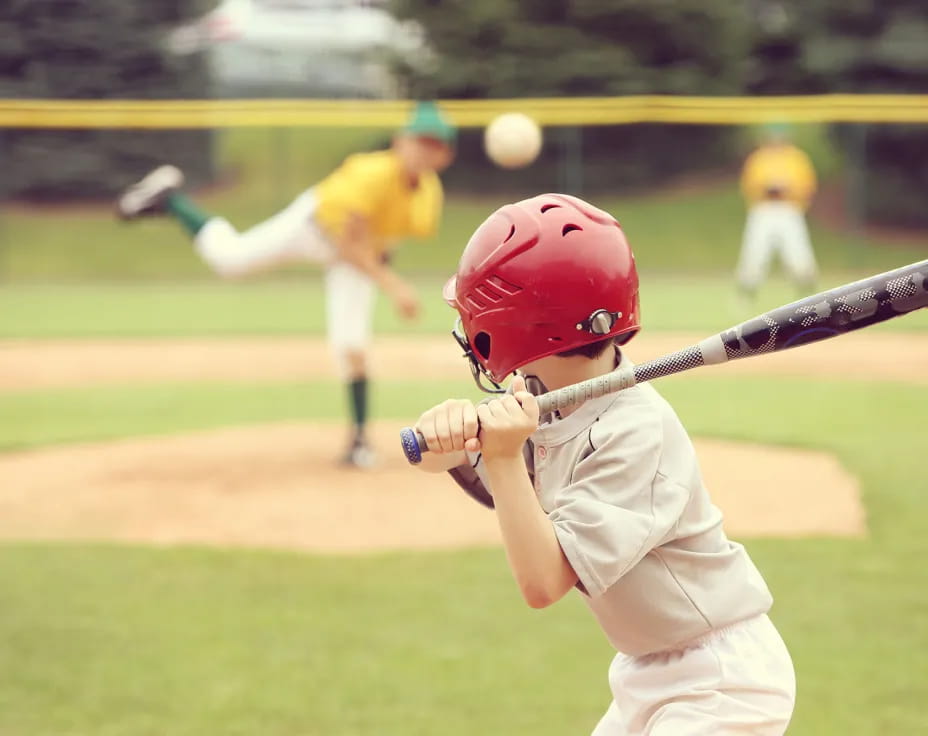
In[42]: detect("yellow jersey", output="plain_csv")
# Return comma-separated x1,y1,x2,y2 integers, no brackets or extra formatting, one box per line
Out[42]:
740,143,817,211
314,149,443,254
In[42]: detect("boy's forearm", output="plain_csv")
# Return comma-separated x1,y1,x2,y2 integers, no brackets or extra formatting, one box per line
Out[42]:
336,236,412,306
484,454,577,608
416,449,466,473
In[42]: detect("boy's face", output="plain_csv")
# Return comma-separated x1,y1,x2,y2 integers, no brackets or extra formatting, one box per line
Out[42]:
516,354,561,383
517,344,619,392
395,134,455,175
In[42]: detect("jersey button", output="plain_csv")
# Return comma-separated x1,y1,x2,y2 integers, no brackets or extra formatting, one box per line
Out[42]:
537,446,547,460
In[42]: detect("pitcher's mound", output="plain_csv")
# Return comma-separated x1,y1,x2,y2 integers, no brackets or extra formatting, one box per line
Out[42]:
0,422,865,552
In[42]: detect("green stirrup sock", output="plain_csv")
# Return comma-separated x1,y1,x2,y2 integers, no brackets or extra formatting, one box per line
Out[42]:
165,192,212,236
349,377,368,442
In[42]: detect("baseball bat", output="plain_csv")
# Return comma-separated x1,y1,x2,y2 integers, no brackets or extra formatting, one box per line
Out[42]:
400,258,928,464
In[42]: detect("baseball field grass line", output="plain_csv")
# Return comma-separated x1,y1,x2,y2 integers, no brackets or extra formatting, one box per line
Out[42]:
0,378,481,452
1,330,926,392
2,190,922,280
1,123,924,281
0,373,920,455
1,273,927,339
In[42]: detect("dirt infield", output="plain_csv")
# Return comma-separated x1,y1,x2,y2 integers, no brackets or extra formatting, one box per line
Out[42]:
1,331,926,391
3,330,916,551
0,422,864,552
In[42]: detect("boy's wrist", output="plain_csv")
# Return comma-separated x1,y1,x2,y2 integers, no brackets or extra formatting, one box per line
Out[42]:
483,451,528,478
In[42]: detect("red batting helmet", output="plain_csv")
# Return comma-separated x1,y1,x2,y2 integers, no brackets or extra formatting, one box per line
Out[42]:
444,193,640,390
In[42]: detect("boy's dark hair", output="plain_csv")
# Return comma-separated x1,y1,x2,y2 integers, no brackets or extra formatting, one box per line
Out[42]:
557,336,615,360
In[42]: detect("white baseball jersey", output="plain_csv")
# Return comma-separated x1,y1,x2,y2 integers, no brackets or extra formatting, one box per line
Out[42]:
448,358,774,657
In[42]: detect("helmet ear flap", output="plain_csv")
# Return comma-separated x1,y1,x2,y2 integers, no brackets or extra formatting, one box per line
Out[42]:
452,319,505,394
473,332,491,360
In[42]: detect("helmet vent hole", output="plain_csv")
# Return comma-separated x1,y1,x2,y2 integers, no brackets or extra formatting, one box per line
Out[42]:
503,224,516,243
474,332,492,360
540,203,561,213
562,224,582,236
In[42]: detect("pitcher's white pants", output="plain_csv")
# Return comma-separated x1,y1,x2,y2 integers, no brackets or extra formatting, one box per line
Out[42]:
193,189,375,369
591,614,795,735
735,201,817,293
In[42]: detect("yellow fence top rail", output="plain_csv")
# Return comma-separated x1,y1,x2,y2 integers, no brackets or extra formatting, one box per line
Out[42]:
2,95,928,128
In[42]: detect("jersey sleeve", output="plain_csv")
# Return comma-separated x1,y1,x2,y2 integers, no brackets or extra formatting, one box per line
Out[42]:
548,411,692,598
314,154,395,240
446,442,535,510
407,171,444,238
447,454,495,509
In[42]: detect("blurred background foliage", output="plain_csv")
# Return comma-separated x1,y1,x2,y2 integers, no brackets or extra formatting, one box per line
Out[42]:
0,0,215,198
0,0,927,225
392,0,748,194
393,0,928,221
746,0,928,227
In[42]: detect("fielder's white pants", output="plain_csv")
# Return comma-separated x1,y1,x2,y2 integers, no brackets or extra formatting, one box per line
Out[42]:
735,201,817,292
193,189,375,367
591,614,795,735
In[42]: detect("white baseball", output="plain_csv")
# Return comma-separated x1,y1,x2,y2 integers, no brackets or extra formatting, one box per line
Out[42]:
484,112,543,169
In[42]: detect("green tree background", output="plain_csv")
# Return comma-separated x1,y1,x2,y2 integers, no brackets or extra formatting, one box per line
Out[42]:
1,0,927,226
0,0,214,200
392,0,751,194
747,0,928,227
395,0,928,224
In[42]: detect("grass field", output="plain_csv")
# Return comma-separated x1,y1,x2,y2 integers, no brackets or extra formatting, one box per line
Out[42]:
1,126,927,735
1,376,927,735
1,126,924,283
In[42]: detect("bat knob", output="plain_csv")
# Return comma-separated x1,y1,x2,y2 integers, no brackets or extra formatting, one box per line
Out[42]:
400,427,424,465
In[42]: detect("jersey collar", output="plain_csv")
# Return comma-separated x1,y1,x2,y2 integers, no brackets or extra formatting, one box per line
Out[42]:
530,348,632,447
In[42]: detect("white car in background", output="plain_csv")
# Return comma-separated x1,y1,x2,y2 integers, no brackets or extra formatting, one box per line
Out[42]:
167,0,428,97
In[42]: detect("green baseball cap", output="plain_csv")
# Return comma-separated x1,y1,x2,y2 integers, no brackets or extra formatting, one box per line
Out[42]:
763,121,791,137
403,100,457,144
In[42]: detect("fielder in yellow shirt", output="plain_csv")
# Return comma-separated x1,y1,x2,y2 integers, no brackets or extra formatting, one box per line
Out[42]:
116,101,456,467
735,124,819,304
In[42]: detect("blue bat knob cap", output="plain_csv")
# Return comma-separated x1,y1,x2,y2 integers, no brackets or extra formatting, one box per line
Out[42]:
400,427,423,464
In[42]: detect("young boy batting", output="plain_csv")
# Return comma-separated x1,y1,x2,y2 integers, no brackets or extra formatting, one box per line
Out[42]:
116,101,456,468
413,193,795,734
